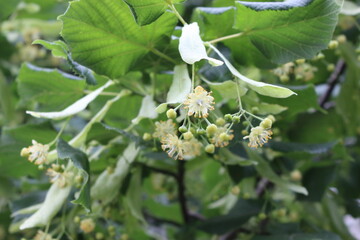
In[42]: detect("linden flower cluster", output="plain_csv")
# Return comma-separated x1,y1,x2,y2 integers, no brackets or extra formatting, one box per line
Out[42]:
20,140,49,165
149,86,238,160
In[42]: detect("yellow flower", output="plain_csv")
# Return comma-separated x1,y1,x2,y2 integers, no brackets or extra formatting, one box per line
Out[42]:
21,140,49,165
184,86,214,118
183,138,202,159
153,119,177,139
34,230,55,240
243,126,272,148
210,124,234,147
80,218,96,233
161,134,186,160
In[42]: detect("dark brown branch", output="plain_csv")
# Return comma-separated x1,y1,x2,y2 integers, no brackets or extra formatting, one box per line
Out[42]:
136,162,178,179
177,160,190,224
319,59,346,108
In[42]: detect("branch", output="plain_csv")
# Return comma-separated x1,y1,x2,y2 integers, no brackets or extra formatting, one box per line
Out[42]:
136,162,178,179
319,59,346,108
177,160,190,224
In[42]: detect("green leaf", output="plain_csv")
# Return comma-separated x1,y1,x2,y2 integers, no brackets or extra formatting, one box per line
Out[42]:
32,39,68,59
203,79,247,99
219,148,257,166
17,63,85,112
337,43,360,135
198,199,263,234
33,39,97,85
268,141,338,154
194,7,236,40
0,0,20,21
245,146,308,195
259,84,322,117
252,232,341,240
232,0,341,64
59,0,177,79
0,122,57,178
57,139,91,213
123,0,168,26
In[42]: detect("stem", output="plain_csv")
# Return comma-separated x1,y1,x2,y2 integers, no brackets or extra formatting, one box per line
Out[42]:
245,111,264,121
191,64,195,90
48,117,71,146
168,4,187,25
150,48,177,64
319,59,346,108
207,32,244,44
177,160,189,224
235,78,243,110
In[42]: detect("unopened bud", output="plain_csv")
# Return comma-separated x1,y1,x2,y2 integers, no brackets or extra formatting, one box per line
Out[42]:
336,34,347,43
231,186,240,195
20,148,30,157
295,59,306,64
196,128,206,135
178,126,188,133
205,144,215,154
206,124,218,136
224,114,233,122
166,109,177,119
328,40,338,49
232,116,240,124
260,118,273,129
183,132,193,140
290,170,302,181
215,118,226,126
143,133,152,141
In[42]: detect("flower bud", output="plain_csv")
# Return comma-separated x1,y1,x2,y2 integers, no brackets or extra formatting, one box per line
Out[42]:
336,34,346,44
241,129,249,135
232,116,240,124
166,109,177,119
20,148,30,157
74,216,81,223
206,124,218,136
280,75,289,83
260,118,273,129
327,63,335,72
231,186,240,195
142,133,152,141
96,232,104,240
196,128,206,135
224,114,233,122
178,126,188,133
258,213,267,220
295,59,305,64
205,144,215,154
219,132,230,141
251,107,259,114
328,40,338,49
215,118,226,126
183,132,193,140
290,170,302,181
267,115,276,123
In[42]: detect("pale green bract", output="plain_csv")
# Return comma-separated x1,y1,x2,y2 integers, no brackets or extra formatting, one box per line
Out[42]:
26,81,113,119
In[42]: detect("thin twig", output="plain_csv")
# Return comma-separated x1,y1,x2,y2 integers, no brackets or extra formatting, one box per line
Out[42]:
177,160,190,224
319,59,346,108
